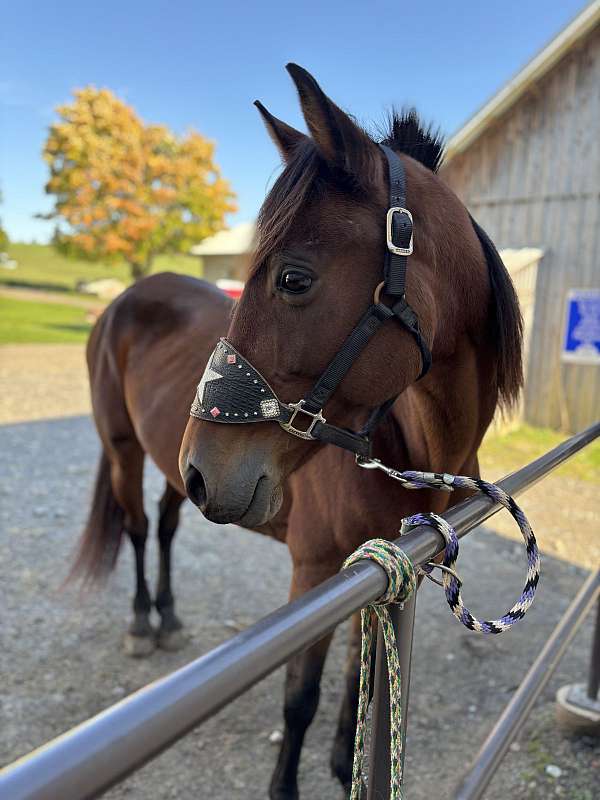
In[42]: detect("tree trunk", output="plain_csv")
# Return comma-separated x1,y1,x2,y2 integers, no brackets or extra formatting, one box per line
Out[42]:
129,258,153,282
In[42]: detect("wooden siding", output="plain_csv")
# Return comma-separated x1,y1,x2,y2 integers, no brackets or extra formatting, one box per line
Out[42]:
442,23,600,432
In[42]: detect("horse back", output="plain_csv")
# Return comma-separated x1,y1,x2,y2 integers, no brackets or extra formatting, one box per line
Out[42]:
87,272,233,490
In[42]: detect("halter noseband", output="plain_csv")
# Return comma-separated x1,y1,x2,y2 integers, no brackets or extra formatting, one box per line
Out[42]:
190,145,431,459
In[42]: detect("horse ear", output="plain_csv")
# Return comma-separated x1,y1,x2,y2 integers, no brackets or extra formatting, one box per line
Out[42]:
285,63,376,177
254,100,307,162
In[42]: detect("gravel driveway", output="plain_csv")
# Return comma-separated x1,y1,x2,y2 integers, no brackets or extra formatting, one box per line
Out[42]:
0,345,598,799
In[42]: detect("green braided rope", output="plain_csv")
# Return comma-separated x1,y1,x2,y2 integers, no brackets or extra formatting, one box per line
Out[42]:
342,539,417,800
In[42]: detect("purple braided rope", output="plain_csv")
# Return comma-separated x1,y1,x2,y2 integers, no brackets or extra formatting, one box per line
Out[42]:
400,473,540,634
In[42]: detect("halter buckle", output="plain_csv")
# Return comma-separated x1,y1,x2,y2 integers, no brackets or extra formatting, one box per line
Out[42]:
386,207,413,256
279,400,325,440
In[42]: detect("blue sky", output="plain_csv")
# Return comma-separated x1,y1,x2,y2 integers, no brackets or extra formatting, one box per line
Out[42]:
1,0,590,243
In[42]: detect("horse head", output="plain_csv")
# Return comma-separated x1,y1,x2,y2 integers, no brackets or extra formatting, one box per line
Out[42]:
179,64,521,526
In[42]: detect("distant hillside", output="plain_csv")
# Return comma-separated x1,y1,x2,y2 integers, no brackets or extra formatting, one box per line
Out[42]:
1,243,202,295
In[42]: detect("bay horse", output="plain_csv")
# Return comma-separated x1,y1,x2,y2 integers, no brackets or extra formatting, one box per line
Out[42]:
179,65,522,798
73,64,521,798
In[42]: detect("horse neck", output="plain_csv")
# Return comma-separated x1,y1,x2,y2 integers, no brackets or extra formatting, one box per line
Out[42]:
377,329,498,475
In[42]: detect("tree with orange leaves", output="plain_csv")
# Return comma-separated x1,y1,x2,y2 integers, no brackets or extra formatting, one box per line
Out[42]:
0,189,8,251
41,88,236,279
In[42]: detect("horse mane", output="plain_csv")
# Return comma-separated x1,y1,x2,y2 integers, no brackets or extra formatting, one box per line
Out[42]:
470,215,524,408
376,109,445,173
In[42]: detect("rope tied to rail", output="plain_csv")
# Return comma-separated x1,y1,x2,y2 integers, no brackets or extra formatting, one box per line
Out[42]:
345,467,541,797
342,538,417,800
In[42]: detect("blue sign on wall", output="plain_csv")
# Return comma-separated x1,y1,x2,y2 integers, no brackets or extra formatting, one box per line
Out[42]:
562,289,600,365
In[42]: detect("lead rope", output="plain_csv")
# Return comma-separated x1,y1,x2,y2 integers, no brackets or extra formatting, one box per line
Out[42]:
342,540,417,800
342,468,540,799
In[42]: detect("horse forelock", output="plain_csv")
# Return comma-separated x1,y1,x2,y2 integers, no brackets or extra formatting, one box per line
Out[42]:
251,140,322,275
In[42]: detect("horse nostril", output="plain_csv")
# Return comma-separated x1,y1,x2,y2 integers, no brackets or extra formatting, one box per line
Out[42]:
184,463,207,509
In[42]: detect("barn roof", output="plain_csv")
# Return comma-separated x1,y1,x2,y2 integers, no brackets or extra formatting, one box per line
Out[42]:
445,0,600,162
190,222,256,256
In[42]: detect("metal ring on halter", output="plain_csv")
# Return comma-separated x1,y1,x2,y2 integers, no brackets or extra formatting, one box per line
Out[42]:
373,281,385,304
420,561,463,589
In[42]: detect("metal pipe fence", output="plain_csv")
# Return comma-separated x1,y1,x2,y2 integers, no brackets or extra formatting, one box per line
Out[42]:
1,421,599,800
454,567,600,800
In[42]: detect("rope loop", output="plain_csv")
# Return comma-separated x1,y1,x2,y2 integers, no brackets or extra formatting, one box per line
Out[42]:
402,474,540,634
342,539,416,800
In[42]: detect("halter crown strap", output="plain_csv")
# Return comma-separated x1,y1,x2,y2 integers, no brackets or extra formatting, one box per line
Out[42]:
380,143,410,296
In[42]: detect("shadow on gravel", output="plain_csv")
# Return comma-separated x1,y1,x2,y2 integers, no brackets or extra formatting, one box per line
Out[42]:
0,415,597,799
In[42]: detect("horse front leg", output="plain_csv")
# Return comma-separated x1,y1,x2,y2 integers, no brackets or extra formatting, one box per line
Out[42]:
269,563,338,800
330,610,364,793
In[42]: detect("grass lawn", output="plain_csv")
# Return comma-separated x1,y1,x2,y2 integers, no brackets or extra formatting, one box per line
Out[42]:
1,243,202,295
479,424,600,484
0,296,93,344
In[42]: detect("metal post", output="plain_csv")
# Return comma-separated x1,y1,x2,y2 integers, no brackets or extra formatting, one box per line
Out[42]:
453,568,600,800
367,593,417,800
587,597,600,700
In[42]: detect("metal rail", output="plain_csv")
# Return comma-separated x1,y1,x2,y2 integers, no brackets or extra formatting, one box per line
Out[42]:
454,568,600,800
1,421,598,800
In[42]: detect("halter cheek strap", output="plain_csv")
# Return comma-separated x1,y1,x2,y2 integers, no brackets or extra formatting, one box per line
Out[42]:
301,144,431,419
190,145,432,458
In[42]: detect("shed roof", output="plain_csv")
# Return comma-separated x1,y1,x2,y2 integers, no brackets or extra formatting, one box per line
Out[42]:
445,1,600,162
190,221,256,256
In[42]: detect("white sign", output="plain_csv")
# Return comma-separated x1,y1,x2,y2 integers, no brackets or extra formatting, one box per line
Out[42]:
561,289,600,365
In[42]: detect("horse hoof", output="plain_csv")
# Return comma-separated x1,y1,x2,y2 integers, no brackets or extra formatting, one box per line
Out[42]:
269,776,299,800
157,627,187,651
123,632,156,658
269,788,299,800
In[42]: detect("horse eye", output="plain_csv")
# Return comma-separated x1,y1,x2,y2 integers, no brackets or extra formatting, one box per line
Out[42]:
279,268,313,295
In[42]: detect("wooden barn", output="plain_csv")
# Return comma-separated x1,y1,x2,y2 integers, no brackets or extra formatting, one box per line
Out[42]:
442,1,600,432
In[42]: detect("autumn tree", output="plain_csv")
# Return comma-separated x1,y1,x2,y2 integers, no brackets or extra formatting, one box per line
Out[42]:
41,88,236,279
0,190,8,251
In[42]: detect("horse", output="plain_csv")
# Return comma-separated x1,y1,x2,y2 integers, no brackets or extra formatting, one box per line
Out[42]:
71,274,235,653
72,63,521,797
178,64,523,800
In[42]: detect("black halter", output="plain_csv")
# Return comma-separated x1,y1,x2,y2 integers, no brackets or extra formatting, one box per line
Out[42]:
190,145,431,459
